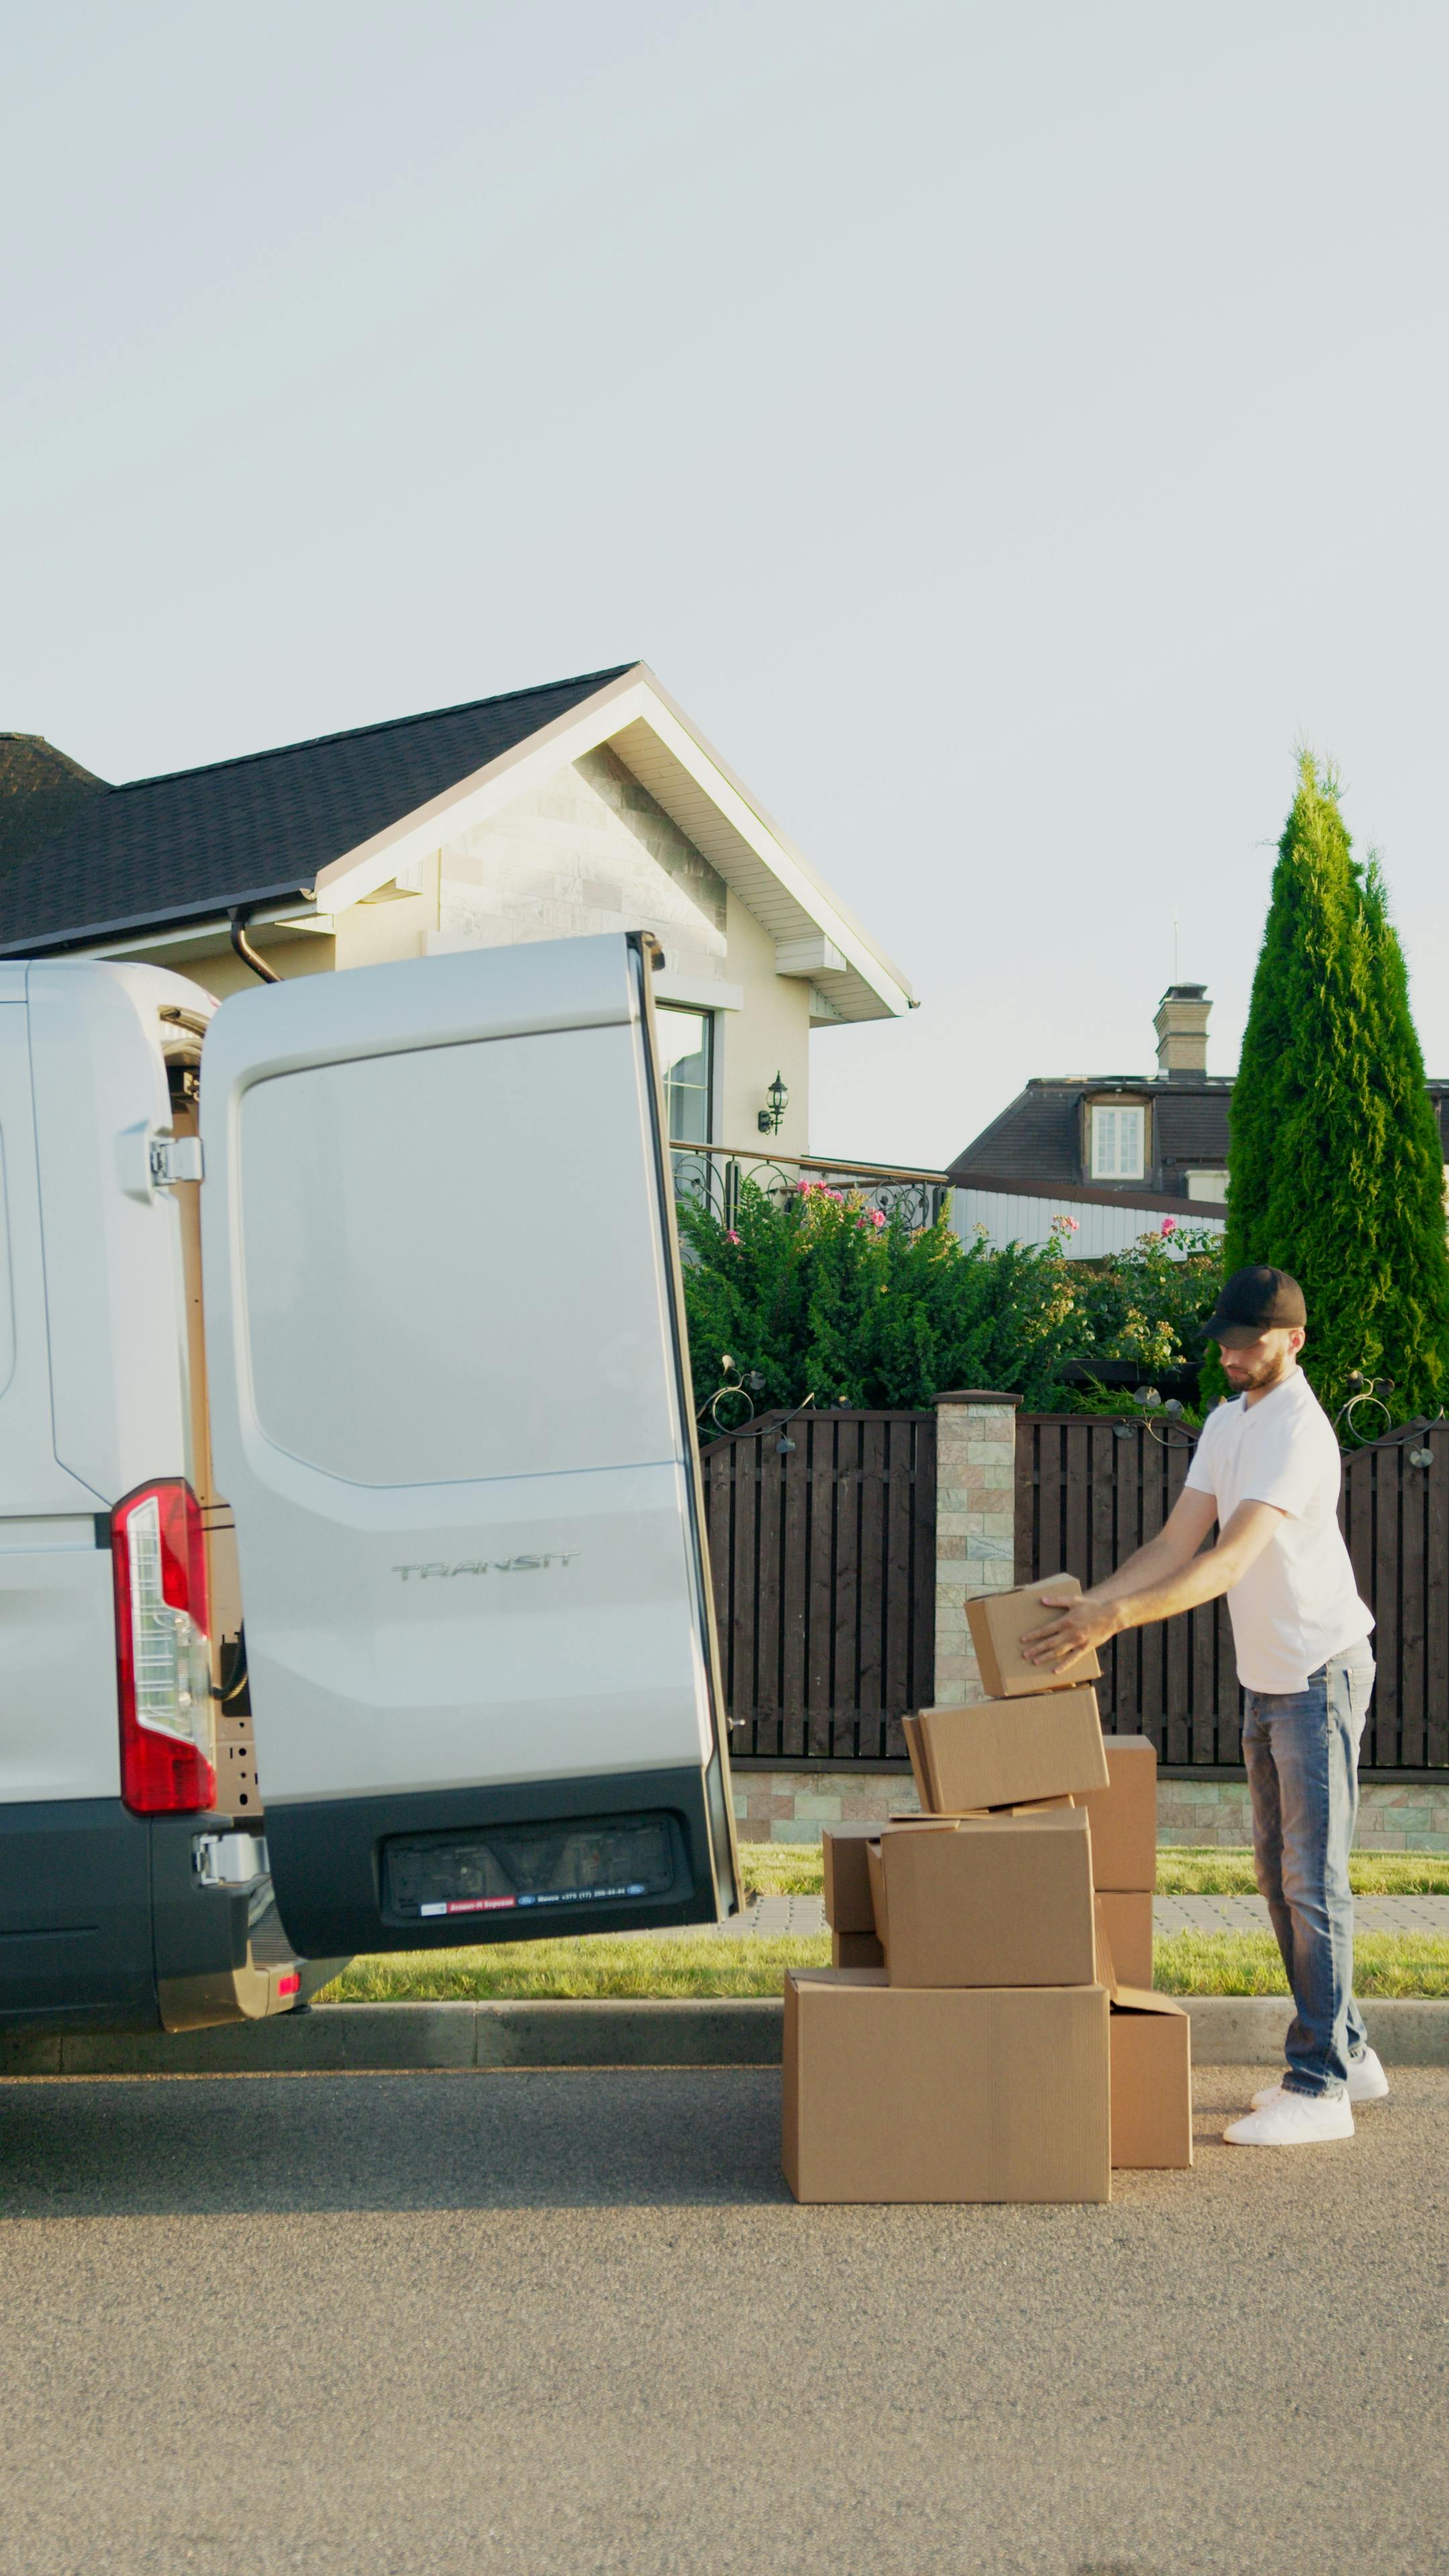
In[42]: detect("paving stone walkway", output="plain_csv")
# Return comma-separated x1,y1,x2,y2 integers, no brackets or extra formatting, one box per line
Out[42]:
722,1893,1449,1937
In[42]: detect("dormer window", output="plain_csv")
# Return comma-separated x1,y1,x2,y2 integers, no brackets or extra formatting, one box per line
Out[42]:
1091,1104,1144,1180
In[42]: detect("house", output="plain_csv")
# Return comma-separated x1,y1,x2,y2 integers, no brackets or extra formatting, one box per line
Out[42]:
948,981,1449,1258
0,664,914,1159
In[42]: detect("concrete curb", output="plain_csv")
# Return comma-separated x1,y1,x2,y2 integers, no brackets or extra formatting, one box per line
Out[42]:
2,1994,1448,2076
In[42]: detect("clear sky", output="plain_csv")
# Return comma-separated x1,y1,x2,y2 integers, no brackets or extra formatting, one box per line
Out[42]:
5,2,1447,1165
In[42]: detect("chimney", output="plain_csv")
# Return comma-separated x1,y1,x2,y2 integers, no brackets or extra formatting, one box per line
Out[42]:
1155,983,1210,1080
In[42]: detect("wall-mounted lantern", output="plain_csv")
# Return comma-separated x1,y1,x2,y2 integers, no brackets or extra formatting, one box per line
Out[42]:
758,1071,788,1136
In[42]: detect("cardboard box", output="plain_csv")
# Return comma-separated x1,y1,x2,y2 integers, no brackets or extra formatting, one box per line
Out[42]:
902,1713,933,1811
1110,1988,1193,2168
1078,1737,1158,1890
965,1574,1102,1697
824,1821,953,1929
1093,1896,1118,1998
869,1809,1096,1988
910,1688,1109,1813
1097,1889,1154,1988
821,1826,877,1933
782,1969,1111,2204
832,1928,884,1969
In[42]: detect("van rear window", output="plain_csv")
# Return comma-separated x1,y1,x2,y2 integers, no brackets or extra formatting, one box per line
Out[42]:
235,1024,678,1488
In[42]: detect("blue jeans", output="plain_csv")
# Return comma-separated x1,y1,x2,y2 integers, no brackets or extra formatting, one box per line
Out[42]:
1241,1644,1376,2098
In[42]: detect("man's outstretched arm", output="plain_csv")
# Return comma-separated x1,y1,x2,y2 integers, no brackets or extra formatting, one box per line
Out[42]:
1020,1493,1285,1674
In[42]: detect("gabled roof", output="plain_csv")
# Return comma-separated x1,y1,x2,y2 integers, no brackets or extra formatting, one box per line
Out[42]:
0,662,913,1022
0,733,110,875
0,667,629,957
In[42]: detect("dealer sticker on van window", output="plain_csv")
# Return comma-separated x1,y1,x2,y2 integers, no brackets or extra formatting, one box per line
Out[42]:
418,1896,519,1917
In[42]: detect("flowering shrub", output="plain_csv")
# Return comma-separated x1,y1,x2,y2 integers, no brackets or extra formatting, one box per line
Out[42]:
677,1183,1224,1422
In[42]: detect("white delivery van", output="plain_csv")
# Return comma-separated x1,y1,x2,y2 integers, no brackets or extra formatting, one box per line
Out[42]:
0,932,739,2034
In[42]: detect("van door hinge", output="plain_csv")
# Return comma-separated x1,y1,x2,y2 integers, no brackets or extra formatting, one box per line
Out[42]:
193,1831,270,1888
150,1134,205,1186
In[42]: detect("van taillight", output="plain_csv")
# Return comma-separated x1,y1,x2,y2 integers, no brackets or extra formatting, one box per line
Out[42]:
111,1480,217,1815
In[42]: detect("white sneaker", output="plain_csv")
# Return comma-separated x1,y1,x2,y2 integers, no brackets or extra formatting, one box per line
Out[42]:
1224,2092,1354,2146
1250,2047,1390,2110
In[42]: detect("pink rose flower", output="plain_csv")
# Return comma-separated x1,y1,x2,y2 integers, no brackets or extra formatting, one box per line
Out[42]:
1161,1217,1177,1236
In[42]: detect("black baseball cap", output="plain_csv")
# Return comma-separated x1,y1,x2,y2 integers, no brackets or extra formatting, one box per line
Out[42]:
1202,1264,1307,1346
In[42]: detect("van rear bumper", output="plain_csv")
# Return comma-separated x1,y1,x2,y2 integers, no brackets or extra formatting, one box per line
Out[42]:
0,1797,305,2037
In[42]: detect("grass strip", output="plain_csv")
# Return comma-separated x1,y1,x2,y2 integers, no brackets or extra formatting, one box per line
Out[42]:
1157,1846,1449,1896
319,1932,833,2002
739,1841,1449,1898
319,1928,1449,2003
1154,1931,1449,1998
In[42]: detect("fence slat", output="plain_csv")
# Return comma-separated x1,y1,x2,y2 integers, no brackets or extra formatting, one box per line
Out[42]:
700,1410,935,1759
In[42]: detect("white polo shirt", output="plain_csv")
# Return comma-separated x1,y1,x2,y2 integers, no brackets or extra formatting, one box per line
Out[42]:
1184,1368,1373,1694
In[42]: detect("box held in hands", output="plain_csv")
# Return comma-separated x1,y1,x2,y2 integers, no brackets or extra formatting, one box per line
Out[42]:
966,1574,1102,1697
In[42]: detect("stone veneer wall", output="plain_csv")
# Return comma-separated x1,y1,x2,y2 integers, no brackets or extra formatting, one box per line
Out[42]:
731,1768,1449,1852
932,1389,1022,1705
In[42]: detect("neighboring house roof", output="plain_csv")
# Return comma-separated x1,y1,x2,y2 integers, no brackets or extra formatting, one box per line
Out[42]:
952,1069,1449,1214
0,734,110,875
0,662,913,1024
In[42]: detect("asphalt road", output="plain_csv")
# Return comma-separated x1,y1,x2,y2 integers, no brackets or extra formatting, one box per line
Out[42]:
0,2065,1445,2576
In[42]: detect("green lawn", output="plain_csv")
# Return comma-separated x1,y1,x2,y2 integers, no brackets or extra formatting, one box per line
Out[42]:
319,1933,832,2002
739,1839,1449,1898
1153,1931,1449,1998
316,1926,1448,2003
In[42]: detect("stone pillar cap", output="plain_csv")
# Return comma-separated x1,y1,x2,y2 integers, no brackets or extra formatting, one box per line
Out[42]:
934,1389,1022,1407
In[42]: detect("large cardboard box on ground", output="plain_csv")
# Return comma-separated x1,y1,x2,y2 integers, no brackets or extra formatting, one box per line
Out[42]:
1097,1889,1154,1988
782,1969,1112,2204
1110,1989,1193,2168
910,1688,1110,1813
965,1574,1102,1697
1078,1737,1158,1889
867,1809,1096,1988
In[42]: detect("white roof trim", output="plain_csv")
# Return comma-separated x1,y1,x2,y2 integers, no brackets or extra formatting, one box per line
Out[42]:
311,667,914,1025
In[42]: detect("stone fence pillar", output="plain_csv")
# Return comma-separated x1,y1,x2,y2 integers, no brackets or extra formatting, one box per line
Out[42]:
932,1389,1022,1707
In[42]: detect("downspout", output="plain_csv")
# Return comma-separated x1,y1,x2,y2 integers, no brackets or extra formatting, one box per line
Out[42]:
229,906,281,984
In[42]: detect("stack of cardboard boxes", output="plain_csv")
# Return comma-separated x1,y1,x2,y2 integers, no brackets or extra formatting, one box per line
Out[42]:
784,1575,1192,2203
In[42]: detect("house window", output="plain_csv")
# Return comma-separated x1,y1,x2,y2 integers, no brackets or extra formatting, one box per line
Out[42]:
1186,1169,1230,1201
1090,1105,1144,1181
659,1006,713,1145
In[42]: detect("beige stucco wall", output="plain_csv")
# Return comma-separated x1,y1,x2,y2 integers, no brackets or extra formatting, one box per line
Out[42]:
162,932,337,1003
430,747,812,1153
718,890,810,1159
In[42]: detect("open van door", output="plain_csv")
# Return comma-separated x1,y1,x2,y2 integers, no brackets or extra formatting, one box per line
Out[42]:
200,934,740,1957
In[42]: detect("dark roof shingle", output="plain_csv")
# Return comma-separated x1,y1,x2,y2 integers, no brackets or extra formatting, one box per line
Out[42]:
0,665,636,955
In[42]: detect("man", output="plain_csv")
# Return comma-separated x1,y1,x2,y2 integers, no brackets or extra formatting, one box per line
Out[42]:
1022,1265,1383,2146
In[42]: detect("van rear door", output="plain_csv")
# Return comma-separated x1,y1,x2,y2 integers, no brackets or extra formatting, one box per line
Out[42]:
199,934,739,1958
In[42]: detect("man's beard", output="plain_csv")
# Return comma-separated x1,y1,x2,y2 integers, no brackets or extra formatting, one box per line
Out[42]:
1224,1349,1293,1393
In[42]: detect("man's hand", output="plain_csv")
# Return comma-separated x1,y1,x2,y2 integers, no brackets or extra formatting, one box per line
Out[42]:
1019,1591,1118,1672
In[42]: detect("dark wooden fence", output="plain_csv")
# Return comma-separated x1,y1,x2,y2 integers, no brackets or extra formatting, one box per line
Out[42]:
1016,1414,1449,1770
700,1409,935,1759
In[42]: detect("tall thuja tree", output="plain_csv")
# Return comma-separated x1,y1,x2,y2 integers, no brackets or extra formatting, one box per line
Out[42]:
1218,752,1449,1416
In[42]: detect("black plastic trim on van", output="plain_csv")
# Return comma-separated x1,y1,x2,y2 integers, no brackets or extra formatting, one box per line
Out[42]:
0,1799,253,2035
264,1764,726,1960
